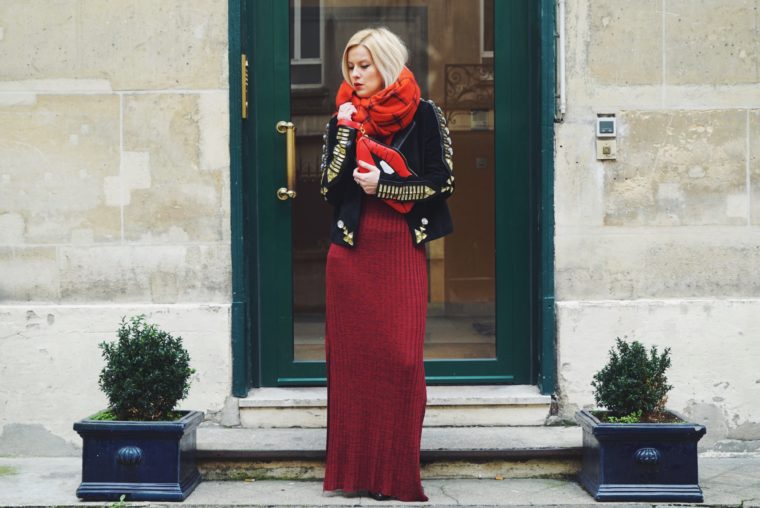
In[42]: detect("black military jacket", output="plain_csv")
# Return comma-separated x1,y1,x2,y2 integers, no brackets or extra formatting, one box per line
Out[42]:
319,99,455,247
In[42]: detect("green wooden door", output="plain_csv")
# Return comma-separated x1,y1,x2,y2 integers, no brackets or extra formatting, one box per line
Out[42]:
240,0,549,388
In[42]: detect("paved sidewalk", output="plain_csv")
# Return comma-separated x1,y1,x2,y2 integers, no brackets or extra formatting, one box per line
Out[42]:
0,455,759,507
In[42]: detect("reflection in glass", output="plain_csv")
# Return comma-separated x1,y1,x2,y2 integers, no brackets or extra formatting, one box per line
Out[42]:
291,0,495,361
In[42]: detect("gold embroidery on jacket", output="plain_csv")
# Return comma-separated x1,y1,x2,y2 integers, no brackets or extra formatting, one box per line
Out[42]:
322,125,353,185
336,219,354,246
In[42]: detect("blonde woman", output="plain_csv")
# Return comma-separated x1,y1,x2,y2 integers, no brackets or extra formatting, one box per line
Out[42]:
319,27,454,502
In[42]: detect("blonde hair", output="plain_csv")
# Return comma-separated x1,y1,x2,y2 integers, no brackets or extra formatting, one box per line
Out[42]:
341,27,409,90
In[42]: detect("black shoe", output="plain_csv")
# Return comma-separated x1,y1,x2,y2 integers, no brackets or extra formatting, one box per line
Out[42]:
369,491,394,501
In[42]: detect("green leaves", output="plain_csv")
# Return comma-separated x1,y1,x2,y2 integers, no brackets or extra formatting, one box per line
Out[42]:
591,337,673,420
605,409,644,423
98,315,196,421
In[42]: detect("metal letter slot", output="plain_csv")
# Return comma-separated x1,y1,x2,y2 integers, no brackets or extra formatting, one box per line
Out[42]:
276,121,297,200
241,54,249,119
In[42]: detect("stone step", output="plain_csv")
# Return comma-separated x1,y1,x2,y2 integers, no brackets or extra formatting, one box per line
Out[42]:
238,385,554,428
196,424,582,481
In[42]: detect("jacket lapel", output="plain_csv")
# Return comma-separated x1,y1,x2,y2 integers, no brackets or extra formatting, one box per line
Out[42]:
391,121,415,150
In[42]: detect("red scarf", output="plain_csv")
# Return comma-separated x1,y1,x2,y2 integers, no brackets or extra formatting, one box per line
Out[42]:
335,66,421,144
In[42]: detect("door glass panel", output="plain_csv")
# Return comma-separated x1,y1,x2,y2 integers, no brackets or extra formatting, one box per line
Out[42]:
291,0,495,361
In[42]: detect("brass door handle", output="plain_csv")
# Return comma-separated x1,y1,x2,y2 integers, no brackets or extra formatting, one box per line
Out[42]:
276,121,297,200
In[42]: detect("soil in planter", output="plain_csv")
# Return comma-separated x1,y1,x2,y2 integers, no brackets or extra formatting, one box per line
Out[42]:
591,410,686,424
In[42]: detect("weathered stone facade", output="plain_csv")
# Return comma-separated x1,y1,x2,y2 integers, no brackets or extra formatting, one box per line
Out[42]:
555,0,760,449
0,0,232,453
1,0,758,454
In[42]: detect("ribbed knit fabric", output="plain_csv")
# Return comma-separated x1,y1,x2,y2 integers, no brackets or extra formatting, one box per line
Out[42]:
323,194,428,502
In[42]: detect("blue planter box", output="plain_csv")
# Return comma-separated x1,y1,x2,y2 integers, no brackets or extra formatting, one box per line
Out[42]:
73,410,203,501
575,409,706,502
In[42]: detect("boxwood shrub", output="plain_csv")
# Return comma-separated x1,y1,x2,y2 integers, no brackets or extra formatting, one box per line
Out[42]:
98,315,195,421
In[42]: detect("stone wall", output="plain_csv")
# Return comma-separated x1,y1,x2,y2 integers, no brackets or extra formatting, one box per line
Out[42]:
0,0,232,453
555,0,760,450
1,0,758,456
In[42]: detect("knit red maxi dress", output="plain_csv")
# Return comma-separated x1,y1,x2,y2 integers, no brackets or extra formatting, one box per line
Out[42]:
323,193,429,502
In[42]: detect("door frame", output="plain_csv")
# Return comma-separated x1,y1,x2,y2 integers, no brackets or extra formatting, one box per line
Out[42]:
228,0,557,395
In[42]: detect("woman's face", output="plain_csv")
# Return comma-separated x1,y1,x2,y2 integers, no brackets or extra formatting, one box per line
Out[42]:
346,45,384,97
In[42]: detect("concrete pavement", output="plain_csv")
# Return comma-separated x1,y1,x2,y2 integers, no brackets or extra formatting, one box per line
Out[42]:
1,455,759,507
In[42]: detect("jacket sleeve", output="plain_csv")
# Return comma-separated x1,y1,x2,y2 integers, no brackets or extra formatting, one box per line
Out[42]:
319,116,359,206
375,100,455,203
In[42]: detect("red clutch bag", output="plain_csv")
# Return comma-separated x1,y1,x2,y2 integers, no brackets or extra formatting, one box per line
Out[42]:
356,135,415,214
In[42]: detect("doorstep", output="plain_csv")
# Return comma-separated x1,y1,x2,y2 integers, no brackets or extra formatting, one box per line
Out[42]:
238,385,553,428
196,425,581,461
196,424,582,481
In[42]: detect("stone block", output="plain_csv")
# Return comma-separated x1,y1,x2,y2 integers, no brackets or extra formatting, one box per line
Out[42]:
565,0,760,114
666,0,760,85
0,1,79,83
0,247,59,301
199,92,230,171
58,244,231,303
556,228,760,300
556,298,760,447
0,304,230,450
662,84,760,110
0,214,25,244
423,406,549,427
79,0,228,90
122,94,224,242
588,0,662,85
0,95,121,243
605,110,746,226
554,122,604,227
0,0,228,90
221,169,231,244
750,110,760,223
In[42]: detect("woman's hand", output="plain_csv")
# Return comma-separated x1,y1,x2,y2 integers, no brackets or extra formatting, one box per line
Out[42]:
337,102,357,122
353,160,380,195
